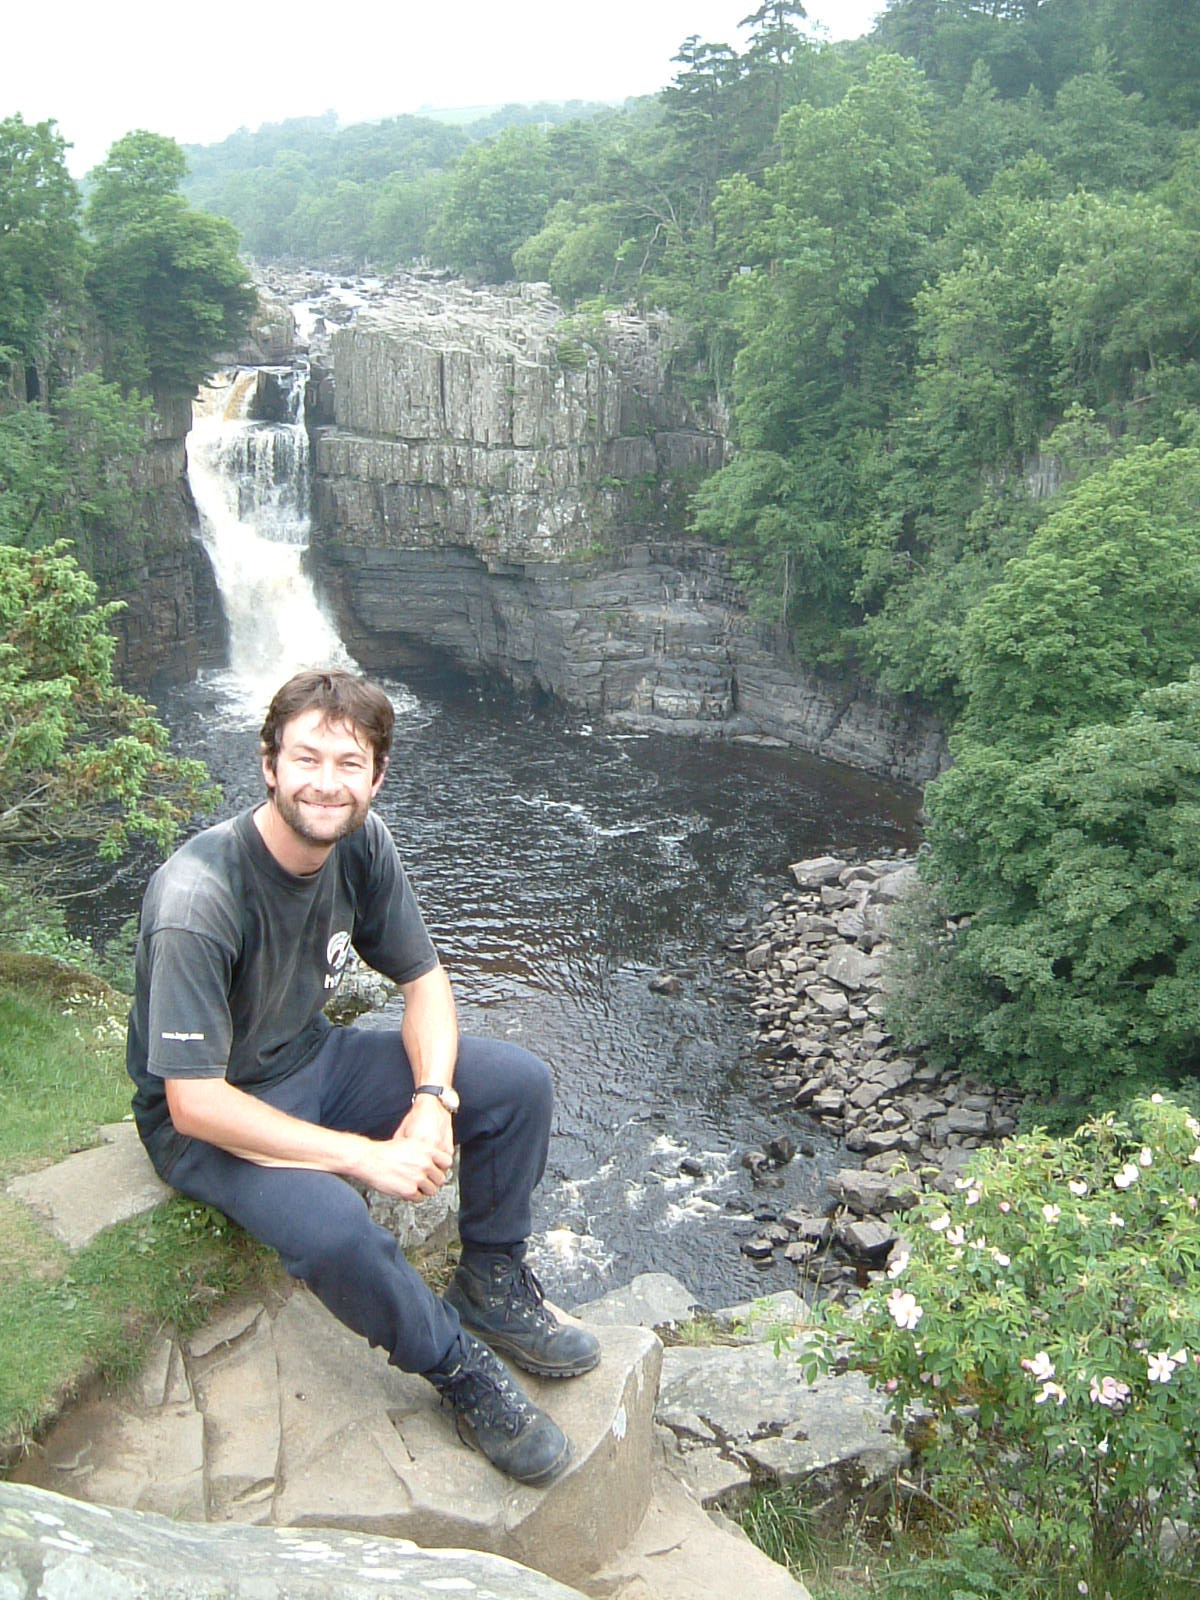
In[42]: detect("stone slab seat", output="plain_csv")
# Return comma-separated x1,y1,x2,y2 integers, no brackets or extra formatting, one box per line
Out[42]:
17,1284,662,1597
271,1290,661,1592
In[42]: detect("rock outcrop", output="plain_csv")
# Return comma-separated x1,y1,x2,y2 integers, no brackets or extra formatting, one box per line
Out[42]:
85,387,214,693
308,277,945,785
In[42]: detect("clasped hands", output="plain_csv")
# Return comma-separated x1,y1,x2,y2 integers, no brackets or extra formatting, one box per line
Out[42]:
356,1093,454,1201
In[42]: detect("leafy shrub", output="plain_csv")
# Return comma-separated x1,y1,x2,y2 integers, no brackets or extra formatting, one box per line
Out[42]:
806,1097,1200,1588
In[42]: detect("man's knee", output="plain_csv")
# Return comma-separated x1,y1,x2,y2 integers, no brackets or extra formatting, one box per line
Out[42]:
466,1038,551,1123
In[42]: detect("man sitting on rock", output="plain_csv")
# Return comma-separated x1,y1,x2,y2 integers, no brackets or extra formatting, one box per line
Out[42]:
127,668,599,1486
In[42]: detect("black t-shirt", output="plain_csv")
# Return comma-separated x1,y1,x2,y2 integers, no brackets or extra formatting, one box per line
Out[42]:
126,807,438,1176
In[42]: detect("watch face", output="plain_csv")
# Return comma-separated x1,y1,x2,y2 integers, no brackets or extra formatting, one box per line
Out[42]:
440,1085,460,1113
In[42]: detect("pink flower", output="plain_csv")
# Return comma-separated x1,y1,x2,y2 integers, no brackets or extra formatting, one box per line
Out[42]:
884,1377,899,1393
1036,1381,1067,1406
886,1251,910,1279
929,1214,951,1232
965,1186,982,1206
887,1289,922,1331
998,1200,1012,1213
947,1224,967,1247
1042,1203,1061,1223
1022,1351,1055,1382
1089,1375,1130,1408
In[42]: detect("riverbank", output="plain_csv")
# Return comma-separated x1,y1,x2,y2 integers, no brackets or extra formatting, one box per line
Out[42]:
722,854,1024,1294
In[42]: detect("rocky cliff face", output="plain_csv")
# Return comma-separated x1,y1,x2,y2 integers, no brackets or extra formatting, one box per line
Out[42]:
309,278,945,785
93,390,211,692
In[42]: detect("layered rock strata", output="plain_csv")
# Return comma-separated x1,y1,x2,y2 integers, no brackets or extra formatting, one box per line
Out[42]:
308,278,944,785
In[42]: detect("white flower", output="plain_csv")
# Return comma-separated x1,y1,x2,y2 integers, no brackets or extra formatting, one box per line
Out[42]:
1022,1351,1055,1382
1097,1436,1109,1455
1172,1347,1187,1365
1190,1147,1200,1165
947,1225,967,1247
887,1289,922,1331
1108,1211,1125,1227
1139,1146,1154,1168
1043,1203,1062,1224
1036,1381,1067,1406
991,1248,1011,1267
1148,1351,1179,1384
1187,1116,1200,1138
929,1214,951,1233
965,1186,982,1206
1113,1163,1139,1190
886,1251,910,1280
1068,1179,1088,1197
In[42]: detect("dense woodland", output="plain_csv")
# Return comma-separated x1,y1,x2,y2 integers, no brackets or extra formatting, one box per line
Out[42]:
2,0,1199,1113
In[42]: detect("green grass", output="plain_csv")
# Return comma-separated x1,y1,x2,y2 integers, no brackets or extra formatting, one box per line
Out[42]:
0,952,276,1467
739,1485,1200,1600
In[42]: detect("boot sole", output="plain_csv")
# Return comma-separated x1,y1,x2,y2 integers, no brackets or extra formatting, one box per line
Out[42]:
445,1293,602,1379
478,1334,601,1379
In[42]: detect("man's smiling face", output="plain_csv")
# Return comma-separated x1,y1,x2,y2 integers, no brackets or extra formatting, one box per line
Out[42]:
262,707,385,851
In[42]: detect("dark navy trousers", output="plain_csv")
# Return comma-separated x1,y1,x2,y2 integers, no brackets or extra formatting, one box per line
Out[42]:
164,1027,553,1374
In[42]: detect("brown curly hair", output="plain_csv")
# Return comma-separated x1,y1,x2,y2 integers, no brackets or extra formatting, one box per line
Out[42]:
259,670,394,781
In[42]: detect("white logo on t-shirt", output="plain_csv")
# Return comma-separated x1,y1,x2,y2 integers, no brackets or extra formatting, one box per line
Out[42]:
162,1030,205,1042
325,930,352,990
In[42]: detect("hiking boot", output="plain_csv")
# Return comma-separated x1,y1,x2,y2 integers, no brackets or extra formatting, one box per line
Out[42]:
426,1332,570,1487
445,1248,602,1379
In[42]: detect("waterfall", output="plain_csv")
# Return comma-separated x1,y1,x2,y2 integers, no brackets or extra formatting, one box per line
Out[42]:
188,365,352,716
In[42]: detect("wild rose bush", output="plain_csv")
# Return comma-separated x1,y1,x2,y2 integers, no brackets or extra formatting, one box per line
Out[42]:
806,1096,1200,1580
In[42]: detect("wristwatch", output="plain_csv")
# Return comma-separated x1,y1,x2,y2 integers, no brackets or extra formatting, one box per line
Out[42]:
412,1083,460,1113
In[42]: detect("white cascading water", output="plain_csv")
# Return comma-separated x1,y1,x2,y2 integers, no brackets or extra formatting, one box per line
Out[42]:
188,366,352,715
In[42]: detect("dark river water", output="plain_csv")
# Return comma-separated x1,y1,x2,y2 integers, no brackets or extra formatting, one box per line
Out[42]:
150,665,920,1311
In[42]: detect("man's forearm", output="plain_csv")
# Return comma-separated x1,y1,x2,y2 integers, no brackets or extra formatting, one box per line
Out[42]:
400,963,459,1089
164,1074,453,1199
165,1075,369,1173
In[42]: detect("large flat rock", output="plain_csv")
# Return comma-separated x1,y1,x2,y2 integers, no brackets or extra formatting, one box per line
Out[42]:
5,1122,170,1249
0,1481,587,1599
657,1340,907,1527
16,1285,661,1594
271,1290,661,1590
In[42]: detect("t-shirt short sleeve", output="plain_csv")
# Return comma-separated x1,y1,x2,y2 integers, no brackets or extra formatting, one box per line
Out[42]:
144,927,235,1078
350,815,439,985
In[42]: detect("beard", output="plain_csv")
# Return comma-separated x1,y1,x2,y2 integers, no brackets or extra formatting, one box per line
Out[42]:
269,786,370,847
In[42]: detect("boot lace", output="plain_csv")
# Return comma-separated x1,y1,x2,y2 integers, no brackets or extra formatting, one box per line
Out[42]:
502,1259,556,1332
437,1350,537,1446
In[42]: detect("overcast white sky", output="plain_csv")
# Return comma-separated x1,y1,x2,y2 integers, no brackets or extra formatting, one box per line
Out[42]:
6,1,884,177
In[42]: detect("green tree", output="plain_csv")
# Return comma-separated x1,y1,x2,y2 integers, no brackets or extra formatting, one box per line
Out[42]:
430,126,554,281
0,375,150,560
0,541,215,862
695,54,937,648
0,115,84,378
896,446,1200,1106
85,131,254,395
